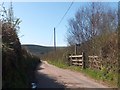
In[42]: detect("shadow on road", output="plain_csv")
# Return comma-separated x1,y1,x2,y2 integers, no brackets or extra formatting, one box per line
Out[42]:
35,71,65,89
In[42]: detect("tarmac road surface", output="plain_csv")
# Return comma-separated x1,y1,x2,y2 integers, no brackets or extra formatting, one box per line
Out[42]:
35,61,111,88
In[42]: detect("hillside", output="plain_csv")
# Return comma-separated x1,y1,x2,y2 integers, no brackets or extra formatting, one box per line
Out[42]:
22,44,66,57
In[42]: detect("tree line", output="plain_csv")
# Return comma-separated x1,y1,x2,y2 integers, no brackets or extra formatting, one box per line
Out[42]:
67,2,118,55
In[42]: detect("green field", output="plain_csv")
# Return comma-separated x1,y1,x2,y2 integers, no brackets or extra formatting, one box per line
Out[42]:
22,44,66,57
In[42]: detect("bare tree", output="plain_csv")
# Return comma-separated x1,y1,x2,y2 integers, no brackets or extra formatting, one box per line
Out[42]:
67,2,118,55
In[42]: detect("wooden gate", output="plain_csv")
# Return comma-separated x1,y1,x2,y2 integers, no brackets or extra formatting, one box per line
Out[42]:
68,53,85,68
88,56,102,70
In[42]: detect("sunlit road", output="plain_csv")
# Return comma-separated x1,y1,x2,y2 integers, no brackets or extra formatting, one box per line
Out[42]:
35,61,110,88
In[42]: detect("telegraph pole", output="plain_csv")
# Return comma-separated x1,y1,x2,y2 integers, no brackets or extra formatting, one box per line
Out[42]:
54,27,56,51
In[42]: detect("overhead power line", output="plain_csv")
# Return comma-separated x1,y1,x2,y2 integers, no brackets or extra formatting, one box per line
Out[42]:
53,1,74,48
55,1,74,28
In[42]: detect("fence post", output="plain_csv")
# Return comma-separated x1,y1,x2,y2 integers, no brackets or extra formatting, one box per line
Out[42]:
82,52,86,69
67,54,70,66
68,54,71,66
69,54,72,66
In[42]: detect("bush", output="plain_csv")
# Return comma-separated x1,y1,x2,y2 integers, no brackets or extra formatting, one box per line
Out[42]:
2,22,40,88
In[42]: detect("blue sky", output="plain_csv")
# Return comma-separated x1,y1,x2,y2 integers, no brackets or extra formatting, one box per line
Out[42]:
4,2,118,46
13,2,86,46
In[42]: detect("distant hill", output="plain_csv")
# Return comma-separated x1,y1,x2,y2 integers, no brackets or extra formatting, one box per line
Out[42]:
22,44,66,57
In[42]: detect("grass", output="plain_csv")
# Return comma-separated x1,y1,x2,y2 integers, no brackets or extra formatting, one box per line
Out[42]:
48,59,68,69
47,60,118,88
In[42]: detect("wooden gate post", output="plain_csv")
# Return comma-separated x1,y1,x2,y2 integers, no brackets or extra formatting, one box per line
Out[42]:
82,52,86,69
68,54,72,66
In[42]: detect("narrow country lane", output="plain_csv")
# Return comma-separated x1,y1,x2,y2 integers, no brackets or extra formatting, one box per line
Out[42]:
35,61,110,88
